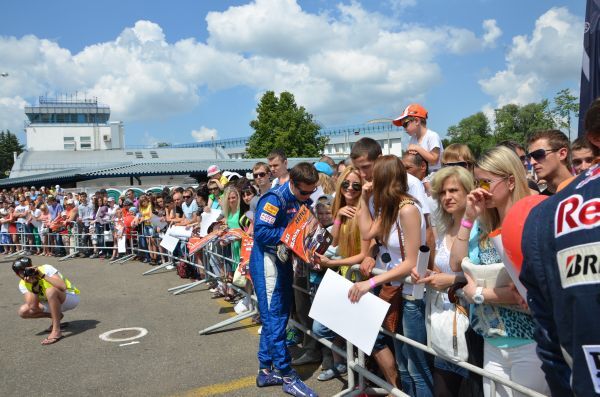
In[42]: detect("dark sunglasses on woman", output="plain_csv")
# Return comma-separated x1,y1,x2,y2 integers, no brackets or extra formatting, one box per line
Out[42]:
341,180,362,191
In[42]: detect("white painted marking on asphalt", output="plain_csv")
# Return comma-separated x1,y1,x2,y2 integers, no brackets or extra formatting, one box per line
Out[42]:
99,327,148,343
119,341,140,347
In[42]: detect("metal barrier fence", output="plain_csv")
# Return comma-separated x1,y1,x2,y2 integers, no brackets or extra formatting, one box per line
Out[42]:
1,228,547,397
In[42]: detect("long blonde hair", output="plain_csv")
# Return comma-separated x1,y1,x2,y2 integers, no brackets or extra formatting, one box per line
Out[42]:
332,166,363,257
373,155,412,243
221,186,240,220
318,173,335,195
476,146,530,236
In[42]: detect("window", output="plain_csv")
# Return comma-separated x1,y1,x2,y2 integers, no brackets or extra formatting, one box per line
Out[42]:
64,136,75,150
80,136,92,149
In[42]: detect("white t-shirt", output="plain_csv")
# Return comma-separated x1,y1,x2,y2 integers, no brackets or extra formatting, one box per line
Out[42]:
14,205,29,224
408,129,443,172
30,208,42,229
385,205,426,294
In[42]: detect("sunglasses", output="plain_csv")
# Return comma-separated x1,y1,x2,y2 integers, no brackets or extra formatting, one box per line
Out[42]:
401,118,414,128
519,155,528,163
525,148,558,162
341,180,362,191
183,195,192,199
253,172,267,179
572,157,595,167
476,176,508,191
442,161,469,169
297,186,317,196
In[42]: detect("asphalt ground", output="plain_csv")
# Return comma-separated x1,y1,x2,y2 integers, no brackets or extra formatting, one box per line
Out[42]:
0,254,348,397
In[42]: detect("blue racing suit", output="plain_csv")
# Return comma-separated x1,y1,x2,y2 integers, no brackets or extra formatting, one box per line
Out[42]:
250,181,310,375
520,164,600,397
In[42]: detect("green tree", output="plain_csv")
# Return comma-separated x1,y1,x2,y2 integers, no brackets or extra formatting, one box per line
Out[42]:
446,112,493,157
552,88,579,140
494,100,556,144
0,130,24,178
245,91,327,158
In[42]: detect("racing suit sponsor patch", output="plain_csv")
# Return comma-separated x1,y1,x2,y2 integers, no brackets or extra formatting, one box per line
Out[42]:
263,203,279,216
259,212,276,224
576,164,600,189
555,194,600,237
582,345,600,394
557,242,600,288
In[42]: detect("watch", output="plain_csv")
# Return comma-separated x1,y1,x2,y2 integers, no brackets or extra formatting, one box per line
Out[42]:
473,286,484,305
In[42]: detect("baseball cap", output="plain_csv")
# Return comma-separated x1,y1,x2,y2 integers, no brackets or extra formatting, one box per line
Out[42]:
108,197,115,202
392,104,428,126
65,199,74,205
128,207,138,214
314,162,334,177
207,164,220,177
123,199,133,206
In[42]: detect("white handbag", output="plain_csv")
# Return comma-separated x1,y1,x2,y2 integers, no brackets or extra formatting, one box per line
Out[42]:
103,229,114,242
428,289,469,362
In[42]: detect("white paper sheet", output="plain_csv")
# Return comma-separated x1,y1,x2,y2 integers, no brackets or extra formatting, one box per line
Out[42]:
150,215,168,230
167,225,193,239
117,236,126,253
309,269,390,355
490,235,527,300
199,209,222,236
160,233,179,252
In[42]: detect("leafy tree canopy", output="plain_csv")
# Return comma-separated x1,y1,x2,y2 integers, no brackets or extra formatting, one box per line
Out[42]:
245,91,327,158
0,130,24,178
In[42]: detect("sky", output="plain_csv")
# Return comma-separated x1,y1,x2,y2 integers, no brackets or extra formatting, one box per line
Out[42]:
0,0,586,147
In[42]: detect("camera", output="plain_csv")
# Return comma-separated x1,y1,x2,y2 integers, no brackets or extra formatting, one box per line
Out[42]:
23,267,38,278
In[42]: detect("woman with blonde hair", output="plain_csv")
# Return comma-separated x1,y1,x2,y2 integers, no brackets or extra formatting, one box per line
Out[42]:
449,146,548,396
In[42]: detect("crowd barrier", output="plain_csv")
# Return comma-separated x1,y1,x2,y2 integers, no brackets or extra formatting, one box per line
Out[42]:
2,226,547,397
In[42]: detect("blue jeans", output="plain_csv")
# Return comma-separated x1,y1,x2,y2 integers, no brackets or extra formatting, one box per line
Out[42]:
394,299,433,397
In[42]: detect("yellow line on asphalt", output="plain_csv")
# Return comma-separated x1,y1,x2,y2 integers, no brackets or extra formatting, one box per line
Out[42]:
212,296,259,335
175,376,256,397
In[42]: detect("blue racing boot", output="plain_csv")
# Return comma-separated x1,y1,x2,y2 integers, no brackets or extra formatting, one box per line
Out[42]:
256,368,284,387
282,371,318,397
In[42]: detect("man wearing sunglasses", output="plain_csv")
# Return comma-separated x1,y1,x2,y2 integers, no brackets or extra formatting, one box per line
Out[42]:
252,162,272,195
249,162,320,397
526,129,572,195
520,103,600,397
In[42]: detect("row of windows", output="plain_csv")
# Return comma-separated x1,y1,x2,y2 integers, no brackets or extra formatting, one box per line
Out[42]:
64,136,92,150
27,113,110,124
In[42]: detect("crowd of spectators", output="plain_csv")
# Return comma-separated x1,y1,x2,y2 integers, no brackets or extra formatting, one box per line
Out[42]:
2,101,599,397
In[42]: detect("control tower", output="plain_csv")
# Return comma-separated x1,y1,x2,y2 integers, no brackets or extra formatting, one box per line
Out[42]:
24,95,124,151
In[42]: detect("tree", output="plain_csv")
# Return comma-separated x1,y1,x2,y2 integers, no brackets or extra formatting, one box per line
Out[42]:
0,130,24,178
245,91,327,158
494,100,556,144
552,88,579,140
446,112,493,157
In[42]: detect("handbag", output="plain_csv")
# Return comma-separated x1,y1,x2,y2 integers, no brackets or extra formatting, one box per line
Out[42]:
103,229,114,242
232,263,247,287
428,289,469,361
378,199,414,332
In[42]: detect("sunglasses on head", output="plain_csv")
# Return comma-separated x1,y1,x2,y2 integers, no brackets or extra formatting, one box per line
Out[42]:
442,161,469,169
525,148,558,162
253,172,267,179
341,180,362,191
475,176,508,191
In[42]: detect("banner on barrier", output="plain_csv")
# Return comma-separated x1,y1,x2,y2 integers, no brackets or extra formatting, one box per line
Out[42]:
187,231,220,255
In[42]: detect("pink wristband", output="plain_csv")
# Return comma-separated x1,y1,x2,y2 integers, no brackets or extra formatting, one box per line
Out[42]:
461,218,474,229
333,219,342,226
369,278,376,289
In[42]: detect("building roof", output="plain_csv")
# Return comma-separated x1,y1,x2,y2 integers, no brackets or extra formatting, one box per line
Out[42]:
0,158,321,188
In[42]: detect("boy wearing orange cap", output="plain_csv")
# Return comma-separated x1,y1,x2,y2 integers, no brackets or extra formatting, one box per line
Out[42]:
393,104,444,173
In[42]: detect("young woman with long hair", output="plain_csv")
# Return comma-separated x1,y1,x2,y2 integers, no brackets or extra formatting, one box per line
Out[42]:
449,146,549,396
349,155,433,396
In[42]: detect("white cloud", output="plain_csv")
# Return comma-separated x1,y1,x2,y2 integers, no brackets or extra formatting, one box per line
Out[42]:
191,126,218,142
482,19,502,48
0,0,503,135
479,7,581,107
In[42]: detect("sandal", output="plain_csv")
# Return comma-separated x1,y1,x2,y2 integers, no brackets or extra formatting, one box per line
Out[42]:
41,335,64,345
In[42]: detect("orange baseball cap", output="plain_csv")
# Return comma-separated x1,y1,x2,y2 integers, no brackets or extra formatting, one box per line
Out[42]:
392,104,428,126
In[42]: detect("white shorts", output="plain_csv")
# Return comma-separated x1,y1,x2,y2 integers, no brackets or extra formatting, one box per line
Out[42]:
42,293,80,313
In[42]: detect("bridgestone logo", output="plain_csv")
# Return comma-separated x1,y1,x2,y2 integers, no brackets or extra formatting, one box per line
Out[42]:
555,194,600,237
557,243,600,288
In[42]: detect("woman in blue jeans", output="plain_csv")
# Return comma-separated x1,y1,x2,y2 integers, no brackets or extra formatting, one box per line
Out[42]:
349,155,433,397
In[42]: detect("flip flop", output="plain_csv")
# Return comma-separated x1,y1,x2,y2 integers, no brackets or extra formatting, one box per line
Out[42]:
44,322,69,333
41,335,63,345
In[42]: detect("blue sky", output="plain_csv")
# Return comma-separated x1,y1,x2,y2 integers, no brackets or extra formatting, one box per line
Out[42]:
0,0,585,147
